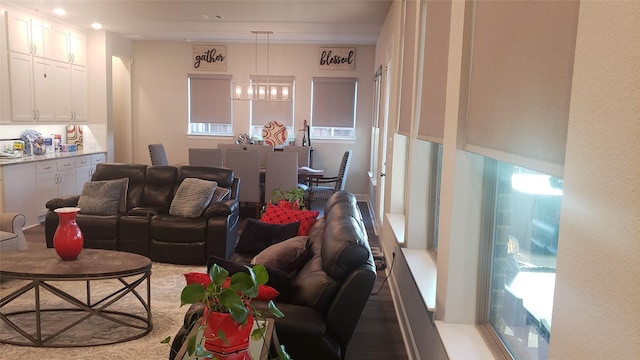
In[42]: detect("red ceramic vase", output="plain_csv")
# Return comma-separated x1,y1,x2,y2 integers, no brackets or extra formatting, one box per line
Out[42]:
202,307,253,355
53,207,84,261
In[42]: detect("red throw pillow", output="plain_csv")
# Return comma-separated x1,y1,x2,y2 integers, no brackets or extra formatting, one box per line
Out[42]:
260,203,319,236
185,273,279,301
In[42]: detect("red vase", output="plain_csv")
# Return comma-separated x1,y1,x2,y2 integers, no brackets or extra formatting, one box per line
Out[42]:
53,207,84,261
202,307,253,355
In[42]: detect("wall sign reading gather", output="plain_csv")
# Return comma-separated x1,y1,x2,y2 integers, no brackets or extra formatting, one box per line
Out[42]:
318,47,356,70
192,45,227,71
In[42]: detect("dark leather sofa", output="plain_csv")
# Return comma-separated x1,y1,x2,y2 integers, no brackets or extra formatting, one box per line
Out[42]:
170,191,377,360
45,163,240,264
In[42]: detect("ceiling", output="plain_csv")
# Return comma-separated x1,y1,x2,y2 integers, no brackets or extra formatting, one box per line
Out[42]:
3,0,393,44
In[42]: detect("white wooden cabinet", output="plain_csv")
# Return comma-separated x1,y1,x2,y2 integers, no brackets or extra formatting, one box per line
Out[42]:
70,65,87,121
8,51,58,122
4,7,87,124
75,153,106,193
52,62,86,122
7,51,34,122
0,162,38,227
5,8,52,58
36,158,76,217
52,22,86,66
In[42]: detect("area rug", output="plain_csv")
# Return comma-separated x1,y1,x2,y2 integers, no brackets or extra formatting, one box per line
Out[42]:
0,261,203,359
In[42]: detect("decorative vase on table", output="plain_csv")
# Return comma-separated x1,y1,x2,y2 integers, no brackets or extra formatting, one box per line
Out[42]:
202,307,253,358
53,207,84,260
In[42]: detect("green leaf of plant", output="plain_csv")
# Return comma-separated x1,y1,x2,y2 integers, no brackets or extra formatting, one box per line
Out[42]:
186,331,197,356
252,264,269,285
217,328,229,345
180,283,206,306
268,300,285,318
160,336,171,344
210,263,229,286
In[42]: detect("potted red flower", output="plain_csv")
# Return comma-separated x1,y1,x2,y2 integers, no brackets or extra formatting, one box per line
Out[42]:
176,263,289,359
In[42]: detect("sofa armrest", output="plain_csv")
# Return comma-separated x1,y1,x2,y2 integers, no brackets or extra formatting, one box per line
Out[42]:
203,199,238,218
46,195,80,211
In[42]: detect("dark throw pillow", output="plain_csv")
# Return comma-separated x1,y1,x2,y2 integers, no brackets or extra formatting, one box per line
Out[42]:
251,235,311,274
78,178,129,215
235,218,300,255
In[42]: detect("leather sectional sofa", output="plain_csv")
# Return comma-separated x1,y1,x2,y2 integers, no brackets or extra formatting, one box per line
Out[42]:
45,163,240,264
170,191,377,360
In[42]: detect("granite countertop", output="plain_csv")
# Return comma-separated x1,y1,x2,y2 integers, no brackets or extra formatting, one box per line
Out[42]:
0,150,105,166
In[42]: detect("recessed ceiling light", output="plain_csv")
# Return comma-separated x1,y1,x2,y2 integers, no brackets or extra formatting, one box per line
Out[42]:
91,22,103,30
53,8,66,16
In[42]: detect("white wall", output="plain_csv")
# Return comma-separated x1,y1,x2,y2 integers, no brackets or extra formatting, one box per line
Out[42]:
129,41,374,196
550,1,640,358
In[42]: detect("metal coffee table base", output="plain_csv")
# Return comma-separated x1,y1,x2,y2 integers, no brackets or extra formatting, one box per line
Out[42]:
0,249,153,347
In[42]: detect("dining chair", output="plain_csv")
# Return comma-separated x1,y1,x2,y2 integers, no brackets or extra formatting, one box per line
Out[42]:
300,150,352,208
284,145,311,168
217,143,244,167
225,150,261,217
244,144,274,168
264,152,298,204
188,148,223,167
148,143,169,166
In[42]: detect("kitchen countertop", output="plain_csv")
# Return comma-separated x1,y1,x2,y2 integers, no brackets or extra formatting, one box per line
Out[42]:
0,150,106,166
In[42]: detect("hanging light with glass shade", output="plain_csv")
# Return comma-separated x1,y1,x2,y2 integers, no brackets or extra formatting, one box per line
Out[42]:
232,31,292,102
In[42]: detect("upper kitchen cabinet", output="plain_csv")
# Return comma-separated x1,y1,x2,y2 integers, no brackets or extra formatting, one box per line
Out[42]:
51,23,87,66
6,8,53,58
3,6,88,123
8,52,57,122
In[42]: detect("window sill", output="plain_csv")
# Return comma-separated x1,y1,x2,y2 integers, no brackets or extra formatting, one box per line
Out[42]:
435,322,496,360
402,248,437,312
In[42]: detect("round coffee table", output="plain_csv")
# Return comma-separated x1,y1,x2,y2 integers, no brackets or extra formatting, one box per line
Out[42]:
0,248,152,347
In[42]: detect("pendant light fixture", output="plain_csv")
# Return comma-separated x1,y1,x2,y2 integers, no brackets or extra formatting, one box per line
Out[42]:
232,31,291,102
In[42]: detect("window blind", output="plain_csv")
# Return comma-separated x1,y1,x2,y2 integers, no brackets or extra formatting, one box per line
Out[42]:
465,0,579,177
188,74,232,124
417,0,452,143
311,77,357,128
397,0,419,136
250,75,294,126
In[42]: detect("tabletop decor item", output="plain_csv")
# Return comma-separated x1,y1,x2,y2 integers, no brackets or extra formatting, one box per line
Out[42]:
52,207,84,260
174,263,289,359
262,121,288,146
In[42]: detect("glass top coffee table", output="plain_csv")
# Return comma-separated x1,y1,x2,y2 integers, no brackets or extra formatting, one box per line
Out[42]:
0,248,152,347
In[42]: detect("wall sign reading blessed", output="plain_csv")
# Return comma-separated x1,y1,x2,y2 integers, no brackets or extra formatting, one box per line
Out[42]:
318,47,356,70
192,45,227,71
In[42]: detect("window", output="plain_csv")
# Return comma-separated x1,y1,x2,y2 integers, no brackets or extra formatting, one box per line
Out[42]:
485,161,562,360
188,74,232,136
249,75,295,139
311,77,357,139
428,143,443,251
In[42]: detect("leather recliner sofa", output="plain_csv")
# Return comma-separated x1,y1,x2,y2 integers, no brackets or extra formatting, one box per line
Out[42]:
170,191,377,360
45,163,240,264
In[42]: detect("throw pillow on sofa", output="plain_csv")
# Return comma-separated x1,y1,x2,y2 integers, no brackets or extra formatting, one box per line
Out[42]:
78,178,129,215
235,218,300,254
169,178,217,218
260,203,320,236
251,235,311,274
